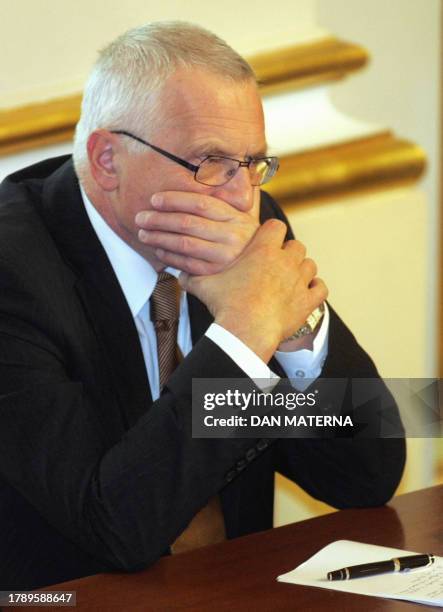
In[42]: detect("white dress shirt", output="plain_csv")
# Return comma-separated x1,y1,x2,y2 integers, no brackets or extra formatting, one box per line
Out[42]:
81,188,329,397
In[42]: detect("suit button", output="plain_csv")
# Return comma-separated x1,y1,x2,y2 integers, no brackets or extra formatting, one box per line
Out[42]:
256,439,269,451
226,469,236,482
236,459,247,472
246,448,257,462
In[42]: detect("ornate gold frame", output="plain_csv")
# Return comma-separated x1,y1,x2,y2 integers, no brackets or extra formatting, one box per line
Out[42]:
0,37,369,157
266,132,426,206
249,36,368,94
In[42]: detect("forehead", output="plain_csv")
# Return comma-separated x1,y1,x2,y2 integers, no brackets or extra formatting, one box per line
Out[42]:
151,68,265,155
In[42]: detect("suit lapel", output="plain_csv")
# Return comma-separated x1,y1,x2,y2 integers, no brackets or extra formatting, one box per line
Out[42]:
74,266,153,426
40,159,152,427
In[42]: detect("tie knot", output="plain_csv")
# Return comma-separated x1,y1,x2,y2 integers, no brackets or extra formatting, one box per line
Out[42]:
150,272,179,322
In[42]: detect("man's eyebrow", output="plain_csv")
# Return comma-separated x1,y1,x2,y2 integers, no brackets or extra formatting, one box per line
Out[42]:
191,142,269,159
192,144,232,157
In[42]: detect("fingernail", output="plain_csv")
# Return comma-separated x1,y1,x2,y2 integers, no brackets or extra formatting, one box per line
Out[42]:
138,229,148,241
155,248,165,258
151,194,163,207
135,211,153,226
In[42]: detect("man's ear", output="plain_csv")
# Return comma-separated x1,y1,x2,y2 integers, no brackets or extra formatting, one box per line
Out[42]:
87,130,120,191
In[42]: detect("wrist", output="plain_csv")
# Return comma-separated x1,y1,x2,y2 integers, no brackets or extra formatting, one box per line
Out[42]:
215,313,279,363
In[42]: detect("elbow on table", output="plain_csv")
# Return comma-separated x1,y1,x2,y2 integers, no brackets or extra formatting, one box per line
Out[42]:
343,437,407,509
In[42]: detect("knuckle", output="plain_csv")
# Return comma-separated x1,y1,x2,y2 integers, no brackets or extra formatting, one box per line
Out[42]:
304,257,317,275
197,198,209,212
179,235,192,253
283,239,297,256
298,242,307,258
180,214,194,231
269,219,286,232
183,236,197,254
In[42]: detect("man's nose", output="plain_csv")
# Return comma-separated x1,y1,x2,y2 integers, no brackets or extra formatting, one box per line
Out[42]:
212,166,254,212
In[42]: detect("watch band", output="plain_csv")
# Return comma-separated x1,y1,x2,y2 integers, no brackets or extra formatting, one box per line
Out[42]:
283,303,325,342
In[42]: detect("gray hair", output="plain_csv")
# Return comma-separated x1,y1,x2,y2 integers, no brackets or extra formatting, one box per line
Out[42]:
73,21,256,179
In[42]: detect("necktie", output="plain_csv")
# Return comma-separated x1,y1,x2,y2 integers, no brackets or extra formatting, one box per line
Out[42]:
150,271,226,553
150,272,180,391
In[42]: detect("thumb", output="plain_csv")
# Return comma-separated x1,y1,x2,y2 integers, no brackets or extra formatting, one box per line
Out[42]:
244,219,287,253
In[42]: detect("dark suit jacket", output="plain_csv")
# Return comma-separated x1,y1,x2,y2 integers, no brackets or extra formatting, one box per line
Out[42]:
0,157,405,589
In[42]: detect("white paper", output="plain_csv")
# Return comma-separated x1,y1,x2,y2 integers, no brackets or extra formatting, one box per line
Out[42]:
277,540,443,607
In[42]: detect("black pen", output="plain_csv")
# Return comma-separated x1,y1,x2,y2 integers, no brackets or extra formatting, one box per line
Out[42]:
327,553,435,580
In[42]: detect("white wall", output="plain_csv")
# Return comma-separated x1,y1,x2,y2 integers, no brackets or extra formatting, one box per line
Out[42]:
0,0,323,108
318,0,442,376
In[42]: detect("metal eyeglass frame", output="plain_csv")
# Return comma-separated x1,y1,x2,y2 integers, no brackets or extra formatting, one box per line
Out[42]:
110,129,279,187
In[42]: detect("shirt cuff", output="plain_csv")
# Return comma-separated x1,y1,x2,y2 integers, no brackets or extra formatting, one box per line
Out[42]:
274,303,330,390
205,323,280,391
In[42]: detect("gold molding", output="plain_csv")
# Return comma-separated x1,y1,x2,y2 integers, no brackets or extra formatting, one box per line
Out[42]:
0,95,81,157
439,4,443,379
0,37,367,158
249,37,368,95
266,132,427,207
0,41,425,209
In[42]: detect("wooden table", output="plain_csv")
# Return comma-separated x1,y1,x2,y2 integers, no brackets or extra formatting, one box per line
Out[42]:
17,485,443,611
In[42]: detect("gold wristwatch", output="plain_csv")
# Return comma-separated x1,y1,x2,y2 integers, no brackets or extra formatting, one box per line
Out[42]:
284,303,325,341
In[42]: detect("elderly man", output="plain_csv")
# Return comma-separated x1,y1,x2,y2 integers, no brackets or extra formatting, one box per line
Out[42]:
0,22,405,589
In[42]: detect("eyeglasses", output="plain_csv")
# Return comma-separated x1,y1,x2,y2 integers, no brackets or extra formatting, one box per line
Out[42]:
111,130,279,187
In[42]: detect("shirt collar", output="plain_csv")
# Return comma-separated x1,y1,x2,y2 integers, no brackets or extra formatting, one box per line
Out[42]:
80,186,179,318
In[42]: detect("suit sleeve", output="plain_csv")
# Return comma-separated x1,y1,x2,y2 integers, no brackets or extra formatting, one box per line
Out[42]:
260,190,406,508
0,257,264,572
275,306,406,509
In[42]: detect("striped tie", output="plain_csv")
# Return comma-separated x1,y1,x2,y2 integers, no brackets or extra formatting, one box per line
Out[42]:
150,272,179,391
151,272,226,554
151,272,226,553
